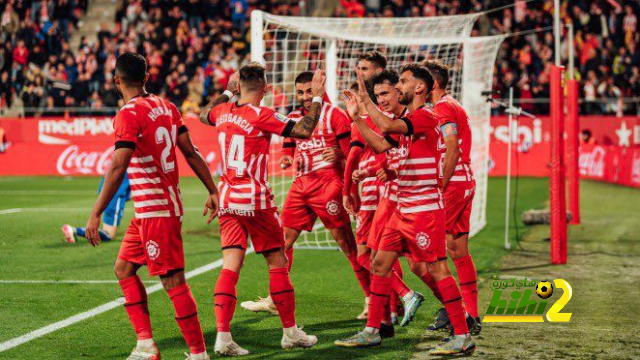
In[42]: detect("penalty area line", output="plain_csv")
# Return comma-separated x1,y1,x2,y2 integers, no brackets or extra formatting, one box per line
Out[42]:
0,250,250,353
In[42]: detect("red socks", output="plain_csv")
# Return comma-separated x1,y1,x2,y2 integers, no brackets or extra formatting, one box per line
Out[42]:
437,276,469,335
454,255,479,318
349,254,371,297
420,271,443,302
167,284,206,354
366,275,392,329
286,247,294,273
390,261,411,298
119,275,152,340
214,268,239,332
269,267,296,328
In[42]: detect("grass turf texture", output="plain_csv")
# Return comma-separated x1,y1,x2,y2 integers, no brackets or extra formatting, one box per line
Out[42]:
0,176,636,358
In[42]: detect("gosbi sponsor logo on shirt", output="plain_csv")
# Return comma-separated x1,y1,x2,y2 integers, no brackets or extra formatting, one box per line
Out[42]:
484,278,573,323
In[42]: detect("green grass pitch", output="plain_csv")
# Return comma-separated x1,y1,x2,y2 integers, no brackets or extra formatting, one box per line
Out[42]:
0,176,548,358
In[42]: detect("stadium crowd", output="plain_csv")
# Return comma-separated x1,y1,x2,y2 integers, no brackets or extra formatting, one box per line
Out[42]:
0,0,637,117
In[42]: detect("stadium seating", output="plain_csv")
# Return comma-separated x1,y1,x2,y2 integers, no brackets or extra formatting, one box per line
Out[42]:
0,0,637,117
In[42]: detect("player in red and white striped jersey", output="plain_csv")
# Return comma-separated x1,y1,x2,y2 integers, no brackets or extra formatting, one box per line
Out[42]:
200,63,323,356
347,71,428,328
276,72,365,305
336,64,476,356
84,53,219,360
423,60,481,334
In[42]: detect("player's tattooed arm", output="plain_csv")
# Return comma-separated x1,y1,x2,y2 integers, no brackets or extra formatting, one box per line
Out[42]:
288,69,326,139
85,147,133,246
289,101,322,139
200,72,240,125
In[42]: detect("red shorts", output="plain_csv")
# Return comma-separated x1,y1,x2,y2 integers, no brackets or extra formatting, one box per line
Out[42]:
444,180,475,236
281,170,351,231
379,209,447,263
118,216,184,276
367,196,397,251
219,207,285,254
355,210,376,245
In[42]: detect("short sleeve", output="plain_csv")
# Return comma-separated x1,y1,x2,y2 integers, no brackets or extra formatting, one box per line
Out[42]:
254,107,293,136
331,107,351,140
350,122,365,148
170,102,185,127
434,102,456,126
113,109,141,145
407,107,440,136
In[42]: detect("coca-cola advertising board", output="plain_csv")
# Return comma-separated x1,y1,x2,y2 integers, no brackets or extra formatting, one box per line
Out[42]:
0,116,637,188
0,117,223,176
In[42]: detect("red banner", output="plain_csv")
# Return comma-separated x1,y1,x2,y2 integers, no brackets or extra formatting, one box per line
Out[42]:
0,116,223,177
1,115,637,188
488,115,639,188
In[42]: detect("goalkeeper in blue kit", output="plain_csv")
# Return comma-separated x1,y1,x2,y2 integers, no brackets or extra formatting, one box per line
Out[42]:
62,174,131,243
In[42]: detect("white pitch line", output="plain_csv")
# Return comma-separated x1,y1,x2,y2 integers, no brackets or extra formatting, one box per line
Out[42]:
0,280,161,285
0,208,23,215
0,250,249,353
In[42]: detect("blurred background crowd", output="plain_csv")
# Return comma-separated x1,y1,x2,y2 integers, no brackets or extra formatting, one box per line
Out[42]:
0,0,637,117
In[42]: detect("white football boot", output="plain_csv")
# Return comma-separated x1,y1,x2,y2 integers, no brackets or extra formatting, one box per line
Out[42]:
184,351,210,359
281,326,318,350
61,225,77,244
126,339,160,360
239,296,278,315
214,332,249,356
356,297,369,320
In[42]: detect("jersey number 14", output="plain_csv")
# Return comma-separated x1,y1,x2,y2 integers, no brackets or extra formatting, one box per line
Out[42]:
219,133,247,176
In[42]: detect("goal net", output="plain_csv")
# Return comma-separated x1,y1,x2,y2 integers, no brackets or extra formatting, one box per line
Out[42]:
251,11,505,249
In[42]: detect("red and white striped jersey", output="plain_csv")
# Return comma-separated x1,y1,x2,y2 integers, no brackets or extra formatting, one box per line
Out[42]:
113,94,184,219
209,102,292,211
395,106,445,214
434,95,474,182
380,108,408,203
350,115,384,211
283,103,351,177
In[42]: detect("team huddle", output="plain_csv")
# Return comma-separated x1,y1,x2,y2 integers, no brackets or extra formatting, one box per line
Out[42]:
85,50,480,359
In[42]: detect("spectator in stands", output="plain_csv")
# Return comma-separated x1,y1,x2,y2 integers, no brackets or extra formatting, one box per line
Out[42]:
597,76,623,115
231,0,249,33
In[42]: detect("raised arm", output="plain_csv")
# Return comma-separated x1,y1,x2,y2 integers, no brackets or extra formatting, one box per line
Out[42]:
355,71,409,135
200,72,240,125
288,69,326,139
177,129,219,224
344,90,394,154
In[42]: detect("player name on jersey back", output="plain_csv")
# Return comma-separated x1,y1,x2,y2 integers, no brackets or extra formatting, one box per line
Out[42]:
114,94,184,219
210,102,291,211
286,103,350,177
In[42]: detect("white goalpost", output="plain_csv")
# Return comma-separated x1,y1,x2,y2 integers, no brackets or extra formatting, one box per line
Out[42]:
251,11,505,249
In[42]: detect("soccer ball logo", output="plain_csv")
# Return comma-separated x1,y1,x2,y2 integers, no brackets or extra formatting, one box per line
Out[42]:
416,232,430,250
326,200,340,216
536,281,554,299
146,240,160,261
